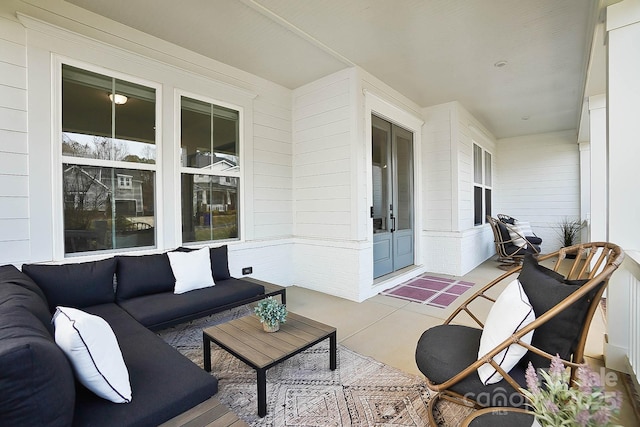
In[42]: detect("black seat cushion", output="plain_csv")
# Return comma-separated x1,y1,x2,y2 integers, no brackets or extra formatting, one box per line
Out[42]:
0,306,75,427
117,278,265,330
503,243,539,256
0,265,53,334
518,254,602,369
22,258,117,312
116,253,175,301
73,303,218,427
467,410,534,427
415,324,526,407
524,236,542,245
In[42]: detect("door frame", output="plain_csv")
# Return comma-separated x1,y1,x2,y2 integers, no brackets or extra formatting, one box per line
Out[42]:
364,91,423,281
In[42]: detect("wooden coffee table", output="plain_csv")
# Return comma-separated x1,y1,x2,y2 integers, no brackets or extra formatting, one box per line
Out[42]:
203,312,337,417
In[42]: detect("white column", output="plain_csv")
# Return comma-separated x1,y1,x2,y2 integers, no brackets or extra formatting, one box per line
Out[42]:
607,0,640,251
588,95,606,243
605,0,640,373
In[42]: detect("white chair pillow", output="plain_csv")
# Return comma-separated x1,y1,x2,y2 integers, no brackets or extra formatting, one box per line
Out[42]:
168,246,215,294
506,224,527,247
53,307,132,403
477,279,535,385
516,220,534,237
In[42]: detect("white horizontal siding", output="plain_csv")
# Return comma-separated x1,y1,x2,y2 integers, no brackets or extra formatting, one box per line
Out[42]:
422,104,453,231
252,94,293,240
0,14,29,265
293,71,353,241
496,130,580,252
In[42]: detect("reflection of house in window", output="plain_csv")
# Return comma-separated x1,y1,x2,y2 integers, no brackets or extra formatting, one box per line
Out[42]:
192,174,238,213
63,165,146,216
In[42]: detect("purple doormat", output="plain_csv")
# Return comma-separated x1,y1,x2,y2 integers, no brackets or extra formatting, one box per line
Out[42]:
381,274,475,309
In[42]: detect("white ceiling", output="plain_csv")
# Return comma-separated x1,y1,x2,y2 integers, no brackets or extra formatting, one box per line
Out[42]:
65,0,600,139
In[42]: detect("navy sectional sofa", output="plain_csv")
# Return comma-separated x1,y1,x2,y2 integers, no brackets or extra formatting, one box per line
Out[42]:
0,246,272,426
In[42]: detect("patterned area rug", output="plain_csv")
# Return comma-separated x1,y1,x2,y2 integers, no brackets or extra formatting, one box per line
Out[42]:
158,307,471,426
381,275,475,309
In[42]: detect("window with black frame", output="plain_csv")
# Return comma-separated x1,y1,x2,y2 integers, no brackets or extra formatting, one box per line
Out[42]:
473,143,492,226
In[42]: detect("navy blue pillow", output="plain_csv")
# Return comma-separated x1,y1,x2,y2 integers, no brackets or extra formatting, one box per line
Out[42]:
518,254,595,369
174,245,231,281
22,258,117,312
0,306,75,426
116,253,175,301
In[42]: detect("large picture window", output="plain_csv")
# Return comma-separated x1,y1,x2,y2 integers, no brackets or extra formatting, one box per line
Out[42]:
180,96,240,243
61,64,157,254
473,143,492,226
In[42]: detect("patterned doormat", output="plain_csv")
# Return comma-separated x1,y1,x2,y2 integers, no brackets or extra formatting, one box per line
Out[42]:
381,275,475,308
158,307,472,426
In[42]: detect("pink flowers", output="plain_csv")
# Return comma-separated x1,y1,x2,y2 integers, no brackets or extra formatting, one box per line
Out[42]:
521,355,622,427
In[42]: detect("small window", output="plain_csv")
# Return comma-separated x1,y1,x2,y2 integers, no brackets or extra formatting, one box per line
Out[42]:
180,96,240,243
61,64,157,254
473,143,493,226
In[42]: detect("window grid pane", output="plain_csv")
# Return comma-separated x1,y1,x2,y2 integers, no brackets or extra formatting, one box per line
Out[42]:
61,64,157,255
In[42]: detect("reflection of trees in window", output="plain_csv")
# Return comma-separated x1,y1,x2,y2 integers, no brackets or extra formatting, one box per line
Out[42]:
180,95,240,243
62,64,156,254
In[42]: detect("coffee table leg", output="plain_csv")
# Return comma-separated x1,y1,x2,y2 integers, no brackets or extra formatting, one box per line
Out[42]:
329,331,337,370
257,368,267,417
203,333,212,372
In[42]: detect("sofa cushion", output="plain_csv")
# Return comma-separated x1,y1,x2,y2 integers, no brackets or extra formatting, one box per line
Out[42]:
174,245,231,281
53,307,132,403
168,247,215,294
118,278,265,330
518,254,599,369
415,324,526,407
0,265,53,335
116,253,175,301
0,306,75,426
72,303,218,426
22,258,117,312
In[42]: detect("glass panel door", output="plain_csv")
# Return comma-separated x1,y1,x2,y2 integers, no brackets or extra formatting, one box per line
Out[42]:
372,115,414,278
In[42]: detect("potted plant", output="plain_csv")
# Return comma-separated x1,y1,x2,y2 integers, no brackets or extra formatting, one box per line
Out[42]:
521,356,622,427
254,296,287,332
556,218,584,256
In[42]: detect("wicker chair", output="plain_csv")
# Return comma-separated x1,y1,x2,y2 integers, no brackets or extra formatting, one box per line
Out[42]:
415,242,624,425
487,216,540,269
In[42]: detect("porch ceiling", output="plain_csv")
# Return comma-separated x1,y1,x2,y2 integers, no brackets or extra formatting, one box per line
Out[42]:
65,0,601,139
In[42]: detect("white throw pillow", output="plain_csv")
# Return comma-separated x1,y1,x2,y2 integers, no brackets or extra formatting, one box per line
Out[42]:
53,307,132,403
168,247,215,294
516,220,534,237
477,279,535,385
506,223,527,247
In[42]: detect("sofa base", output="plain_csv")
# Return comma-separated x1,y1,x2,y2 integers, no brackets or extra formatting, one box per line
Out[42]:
159,397,248,427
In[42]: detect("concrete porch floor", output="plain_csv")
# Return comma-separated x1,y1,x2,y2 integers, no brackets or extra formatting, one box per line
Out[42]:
283,258,639,426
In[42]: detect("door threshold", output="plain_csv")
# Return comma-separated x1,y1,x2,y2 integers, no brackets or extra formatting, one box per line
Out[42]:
373,265,425,290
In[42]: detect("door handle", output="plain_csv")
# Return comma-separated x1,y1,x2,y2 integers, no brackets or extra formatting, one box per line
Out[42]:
390,215,396,233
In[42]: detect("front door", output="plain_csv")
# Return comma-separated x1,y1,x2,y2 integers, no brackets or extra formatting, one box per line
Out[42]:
372,115,414,279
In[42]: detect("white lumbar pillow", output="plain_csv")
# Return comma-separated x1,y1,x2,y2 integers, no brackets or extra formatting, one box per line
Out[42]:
477,279,535,385
53,306,132,403
168,247,215,294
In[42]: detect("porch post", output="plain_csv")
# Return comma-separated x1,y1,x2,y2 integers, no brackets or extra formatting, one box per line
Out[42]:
604,0,640,375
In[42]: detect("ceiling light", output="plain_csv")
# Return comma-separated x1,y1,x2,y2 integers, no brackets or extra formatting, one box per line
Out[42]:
109,93,128,105
494,60,508,68
521,116,530,121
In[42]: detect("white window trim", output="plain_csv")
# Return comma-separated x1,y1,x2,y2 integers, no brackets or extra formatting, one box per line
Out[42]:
174,89,245,246
53,55,163,258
